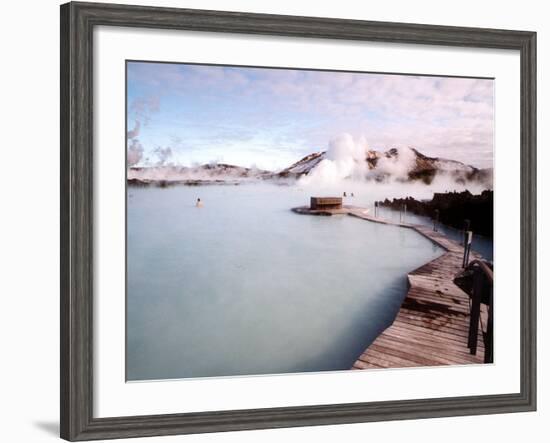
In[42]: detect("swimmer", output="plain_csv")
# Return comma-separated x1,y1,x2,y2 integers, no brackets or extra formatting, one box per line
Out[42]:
196,198,203,207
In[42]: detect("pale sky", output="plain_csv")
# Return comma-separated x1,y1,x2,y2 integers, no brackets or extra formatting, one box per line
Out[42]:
127,61,494,170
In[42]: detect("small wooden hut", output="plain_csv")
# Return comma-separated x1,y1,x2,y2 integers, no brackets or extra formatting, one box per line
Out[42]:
310,197,343,210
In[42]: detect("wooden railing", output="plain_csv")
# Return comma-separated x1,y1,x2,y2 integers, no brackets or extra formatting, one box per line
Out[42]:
465,260,494,363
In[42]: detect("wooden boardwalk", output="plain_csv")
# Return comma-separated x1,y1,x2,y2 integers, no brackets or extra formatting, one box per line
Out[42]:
347,207,487,369
293,205,489,369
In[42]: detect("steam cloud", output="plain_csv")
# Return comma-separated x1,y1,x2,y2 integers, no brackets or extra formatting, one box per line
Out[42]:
127,140,144,166
372,145,416,181
153,146,173,166
127,120,141,139
127,121,144,166
299,133,416,186
130,96,160,124
127,96,161,167
299,134,367,185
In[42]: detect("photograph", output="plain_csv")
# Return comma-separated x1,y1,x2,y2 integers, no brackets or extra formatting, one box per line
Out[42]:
126,61,495,381
0,0,542,442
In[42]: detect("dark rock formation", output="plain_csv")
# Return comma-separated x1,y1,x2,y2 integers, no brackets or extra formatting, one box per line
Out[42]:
378,190,493,238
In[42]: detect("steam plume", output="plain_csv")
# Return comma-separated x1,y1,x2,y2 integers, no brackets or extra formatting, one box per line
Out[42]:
127,120,141,139
127,121,144,166
154,146,173,166
299,133,368,185
128,138,144,166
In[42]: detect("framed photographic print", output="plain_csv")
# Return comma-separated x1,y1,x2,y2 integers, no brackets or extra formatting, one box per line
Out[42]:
60,1,536,441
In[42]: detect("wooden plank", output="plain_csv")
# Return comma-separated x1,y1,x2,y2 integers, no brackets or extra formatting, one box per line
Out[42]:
368,343,454,367
401,299,470,317
394,312,475,336
374,333,483,364
391,317,477,341
347,206,488,371
398,307,471,324
382,325,484,356
373,335,481,365
358,348,424,368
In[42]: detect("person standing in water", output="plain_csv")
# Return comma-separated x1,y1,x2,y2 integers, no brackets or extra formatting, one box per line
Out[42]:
196,198,203,207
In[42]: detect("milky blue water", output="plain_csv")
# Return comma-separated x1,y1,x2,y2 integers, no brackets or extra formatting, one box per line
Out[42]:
375,207,493,261
126,184,445,381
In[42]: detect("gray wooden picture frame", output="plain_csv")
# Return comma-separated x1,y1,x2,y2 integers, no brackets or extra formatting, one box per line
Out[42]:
60,2,537,441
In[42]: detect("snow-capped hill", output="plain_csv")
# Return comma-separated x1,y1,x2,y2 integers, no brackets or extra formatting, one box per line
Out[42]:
365,147,484,184
365,147,472,173
278,147,490,186
277,152,325,178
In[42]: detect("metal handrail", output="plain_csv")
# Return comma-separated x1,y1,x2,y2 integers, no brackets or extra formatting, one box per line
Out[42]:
468,259,494,284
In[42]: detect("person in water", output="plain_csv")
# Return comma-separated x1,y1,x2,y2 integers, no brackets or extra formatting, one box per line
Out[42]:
196,198,203,207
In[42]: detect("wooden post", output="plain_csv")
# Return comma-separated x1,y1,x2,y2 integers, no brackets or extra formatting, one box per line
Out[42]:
461,219,471,245
433,209,439,231
485,284,494,363
468,267,482,355
462,230,472,268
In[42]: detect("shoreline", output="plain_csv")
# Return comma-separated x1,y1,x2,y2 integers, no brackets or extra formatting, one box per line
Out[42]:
378,190,493,238
292,205,490,369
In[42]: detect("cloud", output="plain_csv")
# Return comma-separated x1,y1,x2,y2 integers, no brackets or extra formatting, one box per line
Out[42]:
129,95,160,124
127,62,494,169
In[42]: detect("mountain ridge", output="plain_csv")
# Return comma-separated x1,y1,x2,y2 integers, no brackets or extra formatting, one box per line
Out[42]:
128,147,492,187
276,147,492,185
